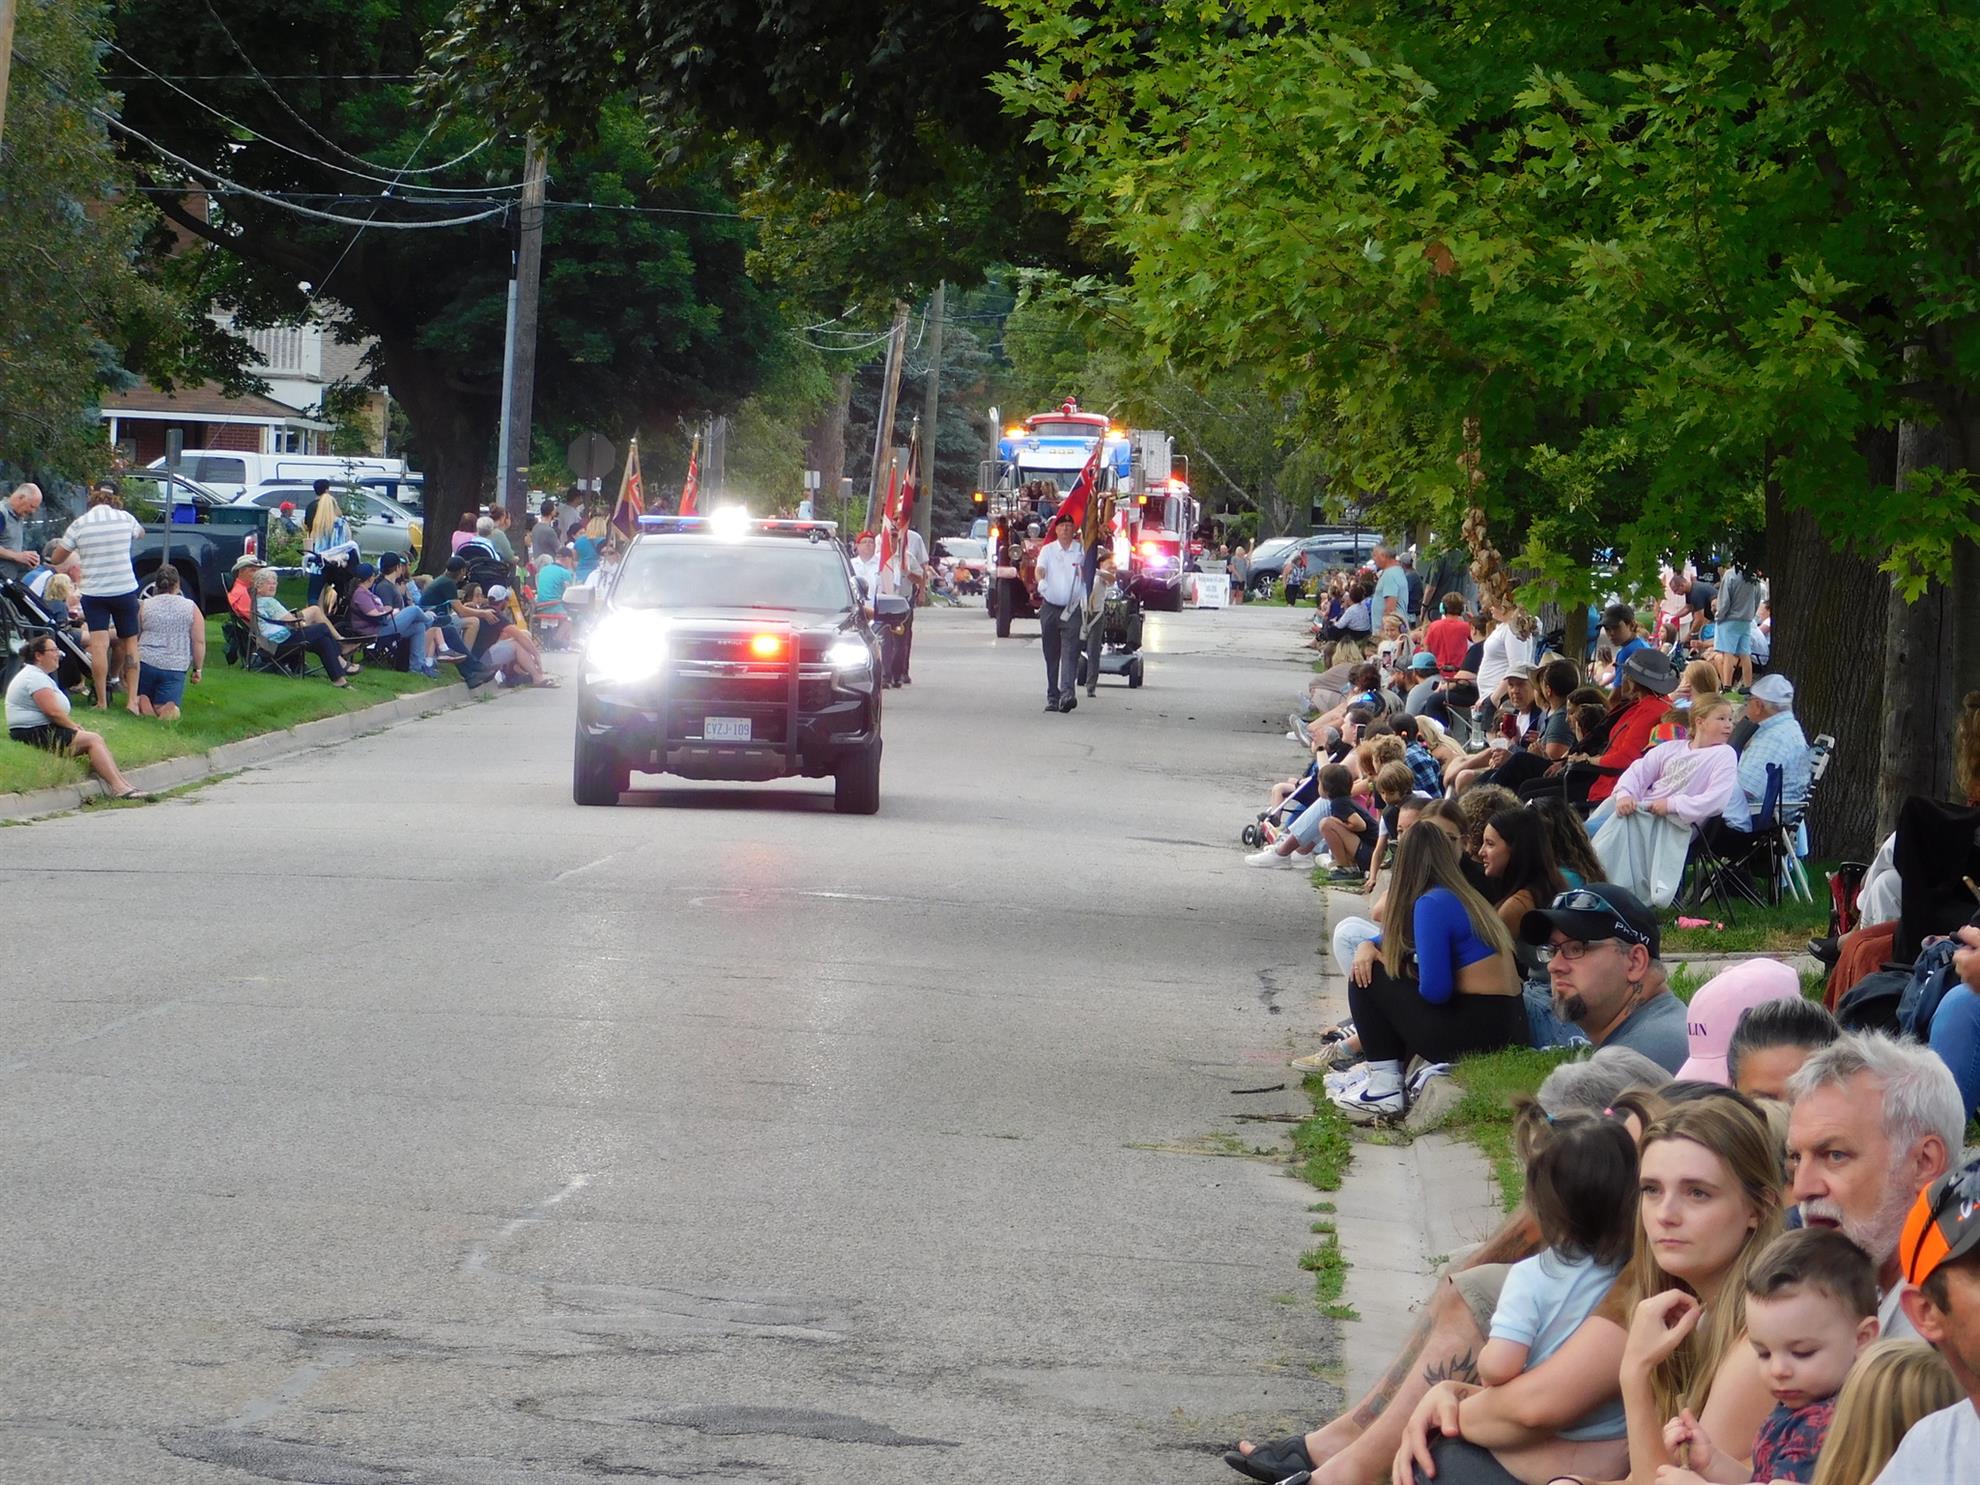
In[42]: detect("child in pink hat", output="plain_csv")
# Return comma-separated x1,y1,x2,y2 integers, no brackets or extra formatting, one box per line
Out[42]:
1676,959,1802,1083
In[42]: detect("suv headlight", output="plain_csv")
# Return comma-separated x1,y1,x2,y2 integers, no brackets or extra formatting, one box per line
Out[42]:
585,612,668,683
827,637,876,693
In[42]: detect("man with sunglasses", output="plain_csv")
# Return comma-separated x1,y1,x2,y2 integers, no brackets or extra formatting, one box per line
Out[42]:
1875,1156,1980,1482
1516,883,1689,1070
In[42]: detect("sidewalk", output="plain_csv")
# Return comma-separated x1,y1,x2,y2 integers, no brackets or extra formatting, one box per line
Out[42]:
0,682,480,821
1303,887,1507,1401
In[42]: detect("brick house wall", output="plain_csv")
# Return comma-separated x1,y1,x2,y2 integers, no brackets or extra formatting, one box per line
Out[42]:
128,421,267,465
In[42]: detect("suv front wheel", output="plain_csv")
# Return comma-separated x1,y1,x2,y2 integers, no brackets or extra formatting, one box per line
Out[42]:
833,740,882,815
573,722,630,806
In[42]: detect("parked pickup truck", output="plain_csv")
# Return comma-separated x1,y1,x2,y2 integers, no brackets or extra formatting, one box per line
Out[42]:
27,471,270,615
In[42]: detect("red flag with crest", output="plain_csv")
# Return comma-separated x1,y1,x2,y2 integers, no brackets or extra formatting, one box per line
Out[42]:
610,436,645,538
1055,426,1105,533
679,432,701,515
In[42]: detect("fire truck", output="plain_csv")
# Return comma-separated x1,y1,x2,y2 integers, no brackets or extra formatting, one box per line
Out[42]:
979,401,1193,632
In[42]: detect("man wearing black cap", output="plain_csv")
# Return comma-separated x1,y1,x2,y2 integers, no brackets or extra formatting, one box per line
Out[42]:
1878,1156,1980,1481
1517,883,1689,1070
1034,512,1085,713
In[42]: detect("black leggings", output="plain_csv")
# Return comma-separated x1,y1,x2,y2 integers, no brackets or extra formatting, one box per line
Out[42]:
1485,750,1555,793
1347,963,1527,1066
298,622,347,680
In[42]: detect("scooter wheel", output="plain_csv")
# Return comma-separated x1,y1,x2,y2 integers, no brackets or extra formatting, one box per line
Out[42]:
1241,824,1262,848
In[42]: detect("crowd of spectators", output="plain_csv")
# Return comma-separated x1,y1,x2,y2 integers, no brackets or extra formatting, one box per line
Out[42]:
1221,549,1980,1485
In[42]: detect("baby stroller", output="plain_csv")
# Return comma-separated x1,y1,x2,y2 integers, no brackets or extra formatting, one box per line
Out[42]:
0,575,91,692
1241,763,1320,849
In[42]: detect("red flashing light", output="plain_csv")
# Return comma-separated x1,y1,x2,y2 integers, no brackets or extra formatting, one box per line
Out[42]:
1138,539,1163,557
749,633,783,659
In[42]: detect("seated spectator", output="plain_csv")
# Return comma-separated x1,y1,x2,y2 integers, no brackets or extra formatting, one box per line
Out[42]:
1249,761,1374,873
1876,1155,1980,1482
449,512,479,555
1706,673,1811,850
458,584,555,688
1589,696,1739,906
1535,793,1604,888
1671,961,1801,1089
22,539,82,620
533,547,576,646
1597,601,1651,685
1649,659,1721,744
1518,884,1689,1066
1336,826,1525,1120
1447,664,1546,793
1811,1337,1958,1485
1392,1098,1786,1485
1478,805,1568,954
5,635,143,797
131,566,204,720
1722,992,1840,1102
1659,1228,1879,1485
226,554,262,623
1519,651,1678,810
251,568,352,687
1457,782,1520,894
1395,714,1447,796
1786,1033,1964,1339
346,560,448,676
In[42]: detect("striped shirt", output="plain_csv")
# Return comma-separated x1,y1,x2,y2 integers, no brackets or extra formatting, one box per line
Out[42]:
64,505,144,596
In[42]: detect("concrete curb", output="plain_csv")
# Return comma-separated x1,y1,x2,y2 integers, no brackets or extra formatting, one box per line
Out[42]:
1307,888,1507,1402
0,682,476,821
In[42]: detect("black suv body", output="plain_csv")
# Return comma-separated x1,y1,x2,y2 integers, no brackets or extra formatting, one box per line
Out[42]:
573,519,903,812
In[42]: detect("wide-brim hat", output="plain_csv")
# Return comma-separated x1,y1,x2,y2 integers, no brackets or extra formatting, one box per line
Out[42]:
1621,649,1680,695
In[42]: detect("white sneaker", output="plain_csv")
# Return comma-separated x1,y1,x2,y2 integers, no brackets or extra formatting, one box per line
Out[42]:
1244,848,1302,868
1323,1066,1368,1096
1333,1084,1406,1123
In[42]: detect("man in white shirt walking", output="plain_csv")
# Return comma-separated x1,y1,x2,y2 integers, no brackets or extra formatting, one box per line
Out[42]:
1035,512,1085,713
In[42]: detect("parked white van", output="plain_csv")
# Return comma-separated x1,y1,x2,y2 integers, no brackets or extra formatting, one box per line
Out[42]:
145,452,408,501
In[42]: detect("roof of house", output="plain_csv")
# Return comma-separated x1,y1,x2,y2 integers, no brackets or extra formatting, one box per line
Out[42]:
101,379,309,423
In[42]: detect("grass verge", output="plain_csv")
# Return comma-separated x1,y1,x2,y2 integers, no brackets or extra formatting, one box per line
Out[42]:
1302,1220,1357,1321
1441,1047,1580,1212
0,618,448,796
1656,870,1830,956
1293,1074,1356,1191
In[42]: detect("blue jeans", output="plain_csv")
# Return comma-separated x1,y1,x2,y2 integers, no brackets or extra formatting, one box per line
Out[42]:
1524,979,1592,1051
1928,985,1980,1118
387,605,435,669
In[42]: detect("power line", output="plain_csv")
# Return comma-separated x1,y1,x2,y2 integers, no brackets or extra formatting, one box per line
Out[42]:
130,186,750,221
104,41,516,197
102,72,419,82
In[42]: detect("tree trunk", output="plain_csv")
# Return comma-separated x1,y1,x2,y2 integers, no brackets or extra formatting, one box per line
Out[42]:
1766,448,1889,859
805,372,851,515
1877,380,1980,833
376,338,497,576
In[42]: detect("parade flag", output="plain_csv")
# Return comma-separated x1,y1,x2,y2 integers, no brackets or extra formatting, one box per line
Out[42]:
679,432,701,515
876,454,901,573
610,437,645,537
893,419,921,586
1055,425,1106,533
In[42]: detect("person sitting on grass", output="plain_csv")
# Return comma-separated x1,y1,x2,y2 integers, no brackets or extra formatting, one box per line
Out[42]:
5,635,144,797
1721,997,1839,1103
1336,825,1524,1121
1536,793,1605,887
457,585,555,688
131,566,204,720
1477,804,1569,951
361,554,448,676
251,568,353,687
1517,884,1690,1067
1657,1227,1879,1485
1245,762,1375,872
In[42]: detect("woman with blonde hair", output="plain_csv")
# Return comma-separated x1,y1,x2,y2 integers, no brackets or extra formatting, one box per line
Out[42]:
1589,696,1740,906
1652,661,1722,744
1805,1339,1959,1485
302,486,357,606
1392,1096,1785,1485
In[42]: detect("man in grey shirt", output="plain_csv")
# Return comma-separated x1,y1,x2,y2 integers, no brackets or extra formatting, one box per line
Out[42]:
0,481,44,582
1516,882,1690,1068
1714,563,1763,690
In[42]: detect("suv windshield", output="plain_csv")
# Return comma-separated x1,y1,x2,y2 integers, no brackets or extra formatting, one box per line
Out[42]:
615,540,853,612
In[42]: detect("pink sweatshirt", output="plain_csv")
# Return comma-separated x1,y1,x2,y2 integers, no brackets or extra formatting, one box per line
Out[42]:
1611,740,1738,827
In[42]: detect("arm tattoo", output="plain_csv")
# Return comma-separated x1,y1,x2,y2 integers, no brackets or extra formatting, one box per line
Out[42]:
1350,1309,1435,1427
1421,1347,1482,1387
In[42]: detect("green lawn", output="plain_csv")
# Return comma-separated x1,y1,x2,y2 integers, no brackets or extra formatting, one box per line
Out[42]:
1657,871,1830,957
1,618,448,797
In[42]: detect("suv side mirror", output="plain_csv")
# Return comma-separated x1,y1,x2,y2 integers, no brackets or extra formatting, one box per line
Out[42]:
855,576,870,600
873,594,910,620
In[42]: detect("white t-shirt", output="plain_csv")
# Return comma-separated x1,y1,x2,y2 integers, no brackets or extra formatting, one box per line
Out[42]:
5,663,66,729
63,505,144,596
1476,621,1531,699
1869,1398,1977,1485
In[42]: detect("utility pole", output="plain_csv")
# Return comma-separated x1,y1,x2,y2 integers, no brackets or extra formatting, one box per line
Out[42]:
0,0,17,148
915,282,944,545
863,300,911,529
494,136,548,536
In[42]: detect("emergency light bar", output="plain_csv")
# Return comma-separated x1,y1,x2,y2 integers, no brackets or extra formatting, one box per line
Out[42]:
636,514,839,541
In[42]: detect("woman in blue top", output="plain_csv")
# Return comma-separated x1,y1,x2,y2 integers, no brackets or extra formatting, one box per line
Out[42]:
1339,825,1525,1119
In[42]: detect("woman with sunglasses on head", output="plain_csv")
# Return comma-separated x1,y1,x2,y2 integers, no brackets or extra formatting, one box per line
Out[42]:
1393,1098,1785,1485
1336,826,1525,1122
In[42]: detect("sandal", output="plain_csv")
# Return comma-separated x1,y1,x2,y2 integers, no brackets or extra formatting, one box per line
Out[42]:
1223,1437,1314,1483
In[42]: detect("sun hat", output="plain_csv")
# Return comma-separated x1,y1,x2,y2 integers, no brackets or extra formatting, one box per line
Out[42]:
1674,960,1802,1084
230,553,266,573
1621,649,1680,696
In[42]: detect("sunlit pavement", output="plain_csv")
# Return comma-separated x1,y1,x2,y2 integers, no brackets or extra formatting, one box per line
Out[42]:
0,601,1343,1484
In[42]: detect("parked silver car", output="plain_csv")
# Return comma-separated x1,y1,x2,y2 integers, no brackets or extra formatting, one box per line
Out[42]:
233,482,423,563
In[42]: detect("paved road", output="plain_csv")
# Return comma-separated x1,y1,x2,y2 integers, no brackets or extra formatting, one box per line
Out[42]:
0,602,1340,1484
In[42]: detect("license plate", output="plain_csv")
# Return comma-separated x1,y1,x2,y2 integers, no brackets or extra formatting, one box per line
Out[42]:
704,717,752,742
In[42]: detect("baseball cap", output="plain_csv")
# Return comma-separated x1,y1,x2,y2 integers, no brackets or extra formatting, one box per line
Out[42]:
1504,663,1534,682
354,562,377,580
1621,649,1680,695
1410,652,1439,672
1674,960,1801,1084
1749,674,1794,707
1519,883,1661,958
1900,1155,1980,1288
487,585,511,602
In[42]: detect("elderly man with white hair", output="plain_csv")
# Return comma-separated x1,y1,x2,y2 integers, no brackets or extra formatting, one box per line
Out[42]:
0,481,43,581
1698,673,1811,865
1786,1031,1966,1340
